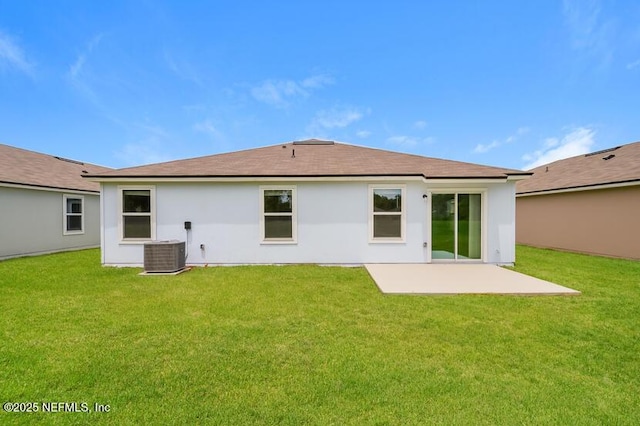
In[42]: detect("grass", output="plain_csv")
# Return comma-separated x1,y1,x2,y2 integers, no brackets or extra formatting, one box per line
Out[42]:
0,246,639,424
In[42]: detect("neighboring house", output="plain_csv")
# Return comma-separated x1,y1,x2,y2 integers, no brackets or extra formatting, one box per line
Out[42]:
516,141,640,260
84,139,531,266
0,143,112,260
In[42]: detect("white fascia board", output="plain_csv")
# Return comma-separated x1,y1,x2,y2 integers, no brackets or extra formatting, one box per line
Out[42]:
422,178,508,185
85,175,428,183
506,174,532,182
0,182,99,195
516,180,640,197
86,175,511,184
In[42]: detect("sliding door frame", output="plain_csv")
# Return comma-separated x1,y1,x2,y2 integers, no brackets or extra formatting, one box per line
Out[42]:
427,189,487,263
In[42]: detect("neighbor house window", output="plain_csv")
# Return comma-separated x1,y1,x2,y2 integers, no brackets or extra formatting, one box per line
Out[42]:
119,186,156,241
63,195,84,235
370,185,405,242
260,186,296,243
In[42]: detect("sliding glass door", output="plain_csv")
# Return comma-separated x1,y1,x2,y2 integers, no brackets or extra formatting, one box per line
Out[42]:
431,193,482,261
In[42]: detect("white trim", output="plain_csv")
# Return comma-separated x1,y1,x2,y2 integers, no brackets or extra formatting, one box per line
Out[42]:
100,184,105,265
62,194,85,235
368,184,406,243
117,185,156,243
84,175,511,184
506,175,531,182
0,182,98,195
423,178,508,185
428,190,486,262
516,180,640,197
259,185,297,244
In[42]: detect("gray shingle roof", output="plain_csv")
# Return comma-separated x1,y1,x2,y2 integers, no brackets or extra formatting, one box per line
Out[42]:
85,140,529,180
0,143,112,192
516,141,640,195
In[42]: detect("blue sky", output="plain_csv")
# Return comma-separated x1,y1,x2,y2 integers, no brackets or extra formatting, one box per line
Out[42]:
1,0,639,170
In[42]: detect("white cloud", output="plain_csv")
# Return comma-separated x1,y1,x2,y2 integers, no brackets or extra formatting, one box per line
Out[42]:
0,30,34,75
356,130,371,138
543,137,559,148
313,107,362,129
627,59,640,70
413,120,428,129
474,126,530,154
474,140,500,153
164,50,202,86
66,34,107,111
115,124,174,166
305,106,365,137
193,119,223,140
522,127,595,170
68,33,104,80
116,142,172,166
387,136,419,147
562,0,613,68
300,74,333,89
505,127,530,143
386,135,435,148
251,73,334,108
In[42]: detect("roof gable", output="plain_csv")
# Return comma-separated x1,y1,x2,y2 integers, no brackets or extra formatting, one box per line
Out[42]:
0,143,112,192
516,141,640,194
86,140,528,180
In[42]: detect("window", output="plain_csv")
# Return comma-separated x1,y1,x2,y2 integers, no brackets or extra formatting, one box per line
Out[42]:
119,186,155,241
63,195,84,235
260,186,296,243
370,185,405,242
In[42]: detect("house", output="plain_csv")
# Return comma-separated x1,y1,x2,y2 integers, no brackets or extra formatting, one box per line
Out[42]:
84,139,531,266
0,143,112,260
516,141,640,260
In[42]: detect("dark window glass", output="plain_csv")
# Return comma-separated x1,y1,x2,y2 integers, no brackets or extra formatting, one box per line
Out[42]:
373,189,402,212
67,198,82,214
264,216,293,239
66,215,82,231
123,216,151,238
123,190,151,213
264,190,292,213
373,215,401,238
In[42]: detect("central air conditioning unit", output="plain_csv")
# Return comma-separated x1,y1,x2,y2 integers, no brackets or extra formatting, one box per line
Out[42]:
143,240,186,273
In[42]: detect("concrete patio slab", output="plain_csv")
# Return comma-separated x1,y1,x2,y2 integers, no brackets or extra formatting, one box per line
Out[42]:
365,264,580,295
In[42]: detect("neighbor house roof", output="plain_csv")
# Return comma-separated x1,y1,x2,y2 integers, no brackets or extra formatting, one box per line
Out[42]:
85,140,530,181
516,141,640,195
0,143,112,193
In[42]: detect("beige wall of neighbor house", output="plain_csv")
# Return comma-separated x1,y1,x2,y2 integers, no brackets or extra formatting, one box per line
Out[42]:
516,185,640,260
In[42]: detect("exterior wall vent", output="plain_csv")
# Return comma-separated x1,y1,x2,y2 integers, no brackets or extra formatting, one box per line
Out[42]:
144,240,186,273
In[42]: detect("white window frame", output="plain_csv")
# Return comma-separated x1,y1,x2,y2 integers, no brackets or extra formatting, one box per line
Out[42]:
369,184,406,243
118,185,156,243
63,194,84,235
428,189,487,263
260,185,297,244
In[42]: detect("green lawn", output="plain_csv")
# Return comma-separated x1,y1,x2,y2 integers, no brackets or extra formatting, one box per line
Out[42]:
1,247,639,425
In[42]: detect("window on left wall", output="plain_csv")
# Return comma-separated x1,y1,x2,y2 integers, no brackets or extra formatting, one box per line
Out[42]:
63,195,84,235
119,186,156,241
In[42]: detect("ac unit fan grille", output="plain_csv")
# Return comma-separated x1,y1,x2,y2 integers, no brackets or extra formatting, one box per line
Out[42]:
144,241,186,273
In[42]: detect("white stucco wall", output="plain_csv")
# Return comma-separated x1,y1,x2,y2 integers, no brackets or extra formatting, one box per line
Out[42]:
486,182,517,264
101,180,517,265
0,186,101,260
